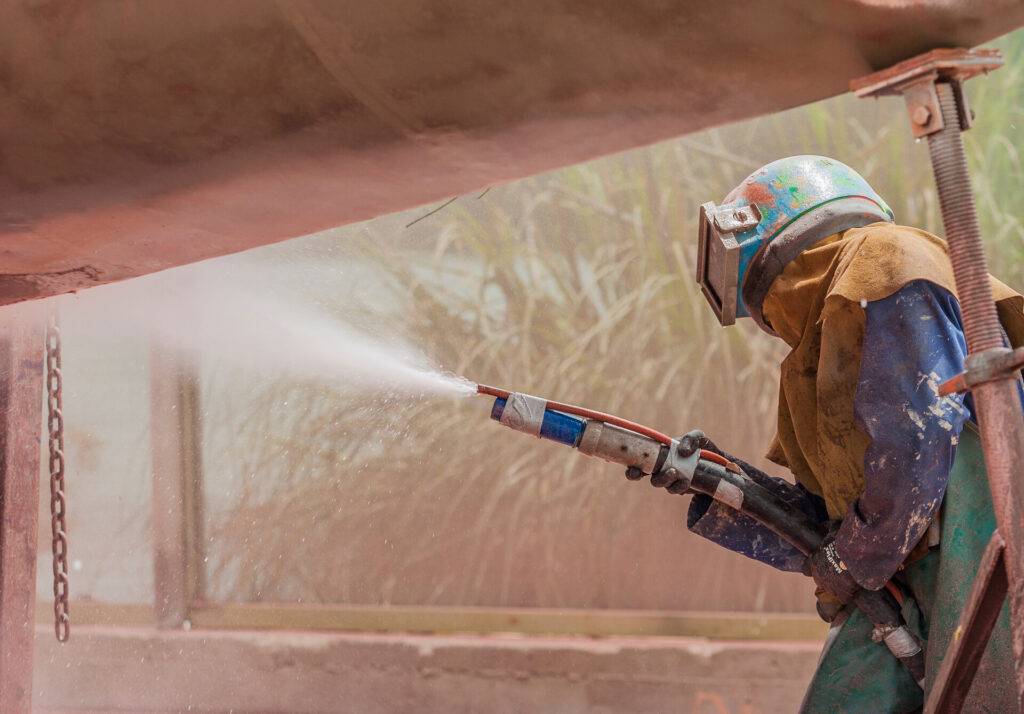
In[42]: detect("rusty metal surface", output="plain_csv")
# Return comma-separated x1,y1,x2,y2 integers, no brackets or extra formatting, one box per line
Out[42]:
969,380,1024,708
850,47,1004,97
0,305,45,714
939,345,1024,396
149,346,204,629
850,48,1005,140
2,2,1023,304
926,532,1008,713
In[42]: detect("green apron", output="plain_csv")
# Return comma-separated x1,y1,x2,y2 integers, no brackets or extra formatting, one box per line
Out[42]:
799,424,1015,713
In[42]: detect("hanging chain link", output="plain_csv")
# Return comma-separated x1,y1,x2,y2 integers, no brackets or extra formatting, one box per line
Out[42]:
46,311,69,643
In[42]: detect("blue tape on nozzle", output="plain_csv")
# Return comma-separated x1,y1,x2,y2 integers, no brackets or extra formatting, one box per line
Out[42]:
490,397,585,447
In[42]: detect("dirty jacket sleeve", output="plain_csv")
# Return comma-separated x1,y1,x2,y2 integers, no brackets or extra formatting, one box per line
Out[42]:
835,280,972,589
687,458,829,572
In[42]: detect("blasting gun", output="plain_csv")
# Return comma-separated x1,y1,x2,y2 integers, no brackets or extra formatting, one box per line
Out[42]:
476,384,927,689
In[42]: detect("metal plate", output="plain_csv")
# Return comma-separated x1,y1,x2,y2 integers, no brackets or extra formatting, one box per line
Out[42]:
1,3,1022,304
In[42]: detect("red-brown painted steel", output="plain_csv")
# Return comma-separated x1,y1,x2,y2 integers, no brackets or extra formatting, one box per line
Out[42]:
2,2,1024,304
0,305,45,714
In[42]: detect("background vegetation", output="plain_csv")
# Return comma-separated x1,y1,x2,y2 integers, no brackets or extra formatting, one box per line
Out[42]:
197,35,1024,612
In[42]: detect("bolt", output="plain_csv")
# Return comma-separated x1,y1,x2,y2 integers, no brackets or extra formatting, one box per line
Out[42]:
912,105,932,126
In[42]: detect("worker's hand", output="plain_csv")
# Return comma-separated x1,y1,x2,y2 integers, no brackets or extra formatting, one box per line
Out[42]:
813,588,844,623
802,523,860,604
675,429,722,458
624,430,719,494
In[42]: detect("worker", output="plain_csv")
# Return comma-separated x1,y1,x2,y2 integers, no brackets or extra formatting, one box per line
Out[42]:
636,156,1021,711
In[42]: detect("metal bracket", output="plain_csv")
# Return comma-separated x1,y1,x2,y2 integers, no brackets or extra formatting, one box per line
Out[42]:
696,202,743,327
850,48,1002,139
939,346,1024,396
710,203,761,234
657,439,700,493
901,76,945,139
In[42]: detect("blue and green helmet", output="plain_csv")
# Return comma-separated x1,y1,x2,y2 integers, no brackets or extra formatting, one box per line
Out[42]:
696,155,894,334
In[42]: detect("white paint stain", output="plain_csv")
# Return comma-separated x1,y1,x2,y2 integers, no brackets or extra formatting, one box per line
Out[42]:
907,409,926,431
918,370,969,419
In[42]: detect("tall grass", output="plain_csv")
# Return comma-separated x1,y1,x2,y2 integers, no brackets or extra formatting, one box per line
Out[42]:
201,33,1024,613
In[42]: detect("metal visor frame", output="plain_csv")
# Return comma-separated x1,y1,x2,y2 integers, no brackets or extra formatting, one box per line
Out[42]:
696,201,752,326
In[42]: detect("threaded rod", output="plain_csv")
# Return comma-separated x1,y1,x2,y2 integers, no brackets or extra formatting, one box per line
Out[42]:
927,83,1004,353
927,80,1024,711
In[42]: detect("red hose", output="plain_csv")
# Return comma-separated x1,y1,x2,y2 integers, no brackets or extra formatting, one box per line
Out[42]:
477,384,740,473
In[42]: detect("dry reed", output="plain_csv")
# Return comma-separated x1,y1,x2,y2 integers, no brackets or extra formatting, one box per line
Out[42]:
201,35,1024,614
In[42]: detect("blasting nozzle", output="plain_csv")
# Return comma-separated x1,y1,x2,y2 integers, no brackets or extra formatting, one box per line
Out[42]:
485,389,665,473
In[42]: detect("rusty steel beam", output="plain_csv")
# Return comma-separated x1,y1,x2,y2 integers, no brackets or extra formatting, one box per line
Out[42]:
2,2,1024,305
0,304,45,714
150,346,204,629
854,48,1024,711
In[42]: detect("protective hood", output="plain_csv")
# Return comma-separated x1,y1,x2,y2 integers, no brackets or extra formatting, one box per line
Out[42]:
762,222,1024,519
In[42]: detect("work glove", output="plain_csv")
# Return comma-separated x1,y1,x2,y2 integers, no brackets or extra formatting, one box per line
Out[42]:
625,429,718,494
813,588,844,623
802,522,860,605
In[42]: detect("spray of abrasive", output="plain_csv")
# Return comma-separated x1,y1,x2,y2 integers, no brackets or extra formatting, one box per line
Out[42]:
54,265,482,399
435,373,478,396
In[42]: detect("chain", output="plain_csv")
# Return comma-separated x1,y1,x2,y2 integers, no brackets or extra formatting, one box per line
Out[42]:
46,311,69,643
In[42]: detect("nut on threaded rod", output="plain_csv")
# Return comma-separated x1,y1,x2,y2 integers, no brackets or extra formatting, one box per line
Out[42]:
850,48,1002,140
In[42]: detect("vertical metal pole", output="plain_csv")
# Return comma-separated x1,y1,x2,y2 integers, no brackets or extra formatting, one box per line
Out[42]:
926,81,1024,709
851,50,1024,710
150,345,204,629
0,305,45,714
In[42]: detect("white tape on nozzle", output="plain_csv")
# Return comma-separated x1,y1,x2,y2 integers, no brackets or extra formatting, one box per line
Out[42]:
499,393,547,437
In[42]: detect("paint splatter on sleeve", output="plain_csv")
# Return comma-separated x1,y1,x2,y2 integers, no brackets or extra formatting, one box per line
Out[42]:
836,280,971,589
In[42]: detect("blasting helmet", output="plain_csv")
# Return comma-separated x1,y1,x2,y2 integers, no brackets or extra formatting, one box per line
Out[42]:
696,155,893,335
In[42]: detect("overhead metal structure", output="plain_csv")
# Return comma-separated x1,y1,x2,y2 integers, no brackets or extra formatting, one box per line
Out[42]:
2,1,1024,304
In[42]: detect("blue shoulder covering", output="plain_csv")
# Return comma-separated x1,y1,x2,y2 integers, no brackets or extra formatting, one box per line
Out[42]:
836,280,971,588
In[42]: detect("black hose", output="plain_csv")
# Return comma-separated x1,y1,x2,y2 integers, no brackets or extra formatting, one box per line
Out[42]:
691,460,926,687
